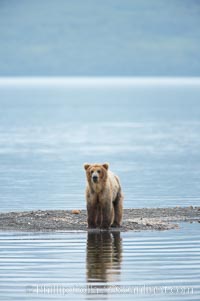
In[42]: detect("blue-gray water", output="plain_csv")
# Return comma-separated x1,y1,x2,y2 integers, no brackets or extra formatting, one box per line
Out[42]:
0,81,200,211
0,223,199,300
0,80,200,301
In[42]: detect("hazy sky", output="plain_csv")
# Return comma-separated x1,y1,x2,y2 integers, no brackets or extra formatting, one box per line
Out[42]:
0,0,200,76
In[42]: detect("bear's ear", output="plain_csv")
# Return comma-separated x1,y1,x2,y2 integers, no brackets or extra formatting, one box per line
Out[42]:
102,163,109,170
84,163,90,170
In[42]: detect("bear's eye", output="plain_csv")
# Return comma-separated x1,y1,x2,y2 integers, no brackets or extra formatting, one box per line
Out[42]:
97,170,101,174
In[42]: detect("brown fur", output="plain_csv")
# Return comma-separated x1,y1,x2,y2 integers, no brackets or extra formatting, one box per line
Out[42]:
84,163,123,229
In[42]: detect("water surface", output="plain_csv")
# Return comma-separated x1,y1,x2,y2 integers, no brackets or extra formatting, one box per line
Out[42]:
0,81,200,211
0,223,199,300
0,80,200,301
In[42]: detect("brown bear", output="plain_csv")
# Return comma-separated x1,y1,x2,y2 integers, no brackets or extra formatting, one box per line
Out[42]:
83,163,123,229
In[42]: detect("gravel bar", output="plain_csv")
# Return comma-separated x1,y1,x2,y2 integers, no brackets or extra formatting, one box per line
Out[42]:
0,206,199,232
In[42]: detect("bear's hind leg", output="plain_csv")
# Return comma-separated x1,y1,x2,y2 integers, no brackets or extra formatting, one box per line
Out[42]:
112,191,123,227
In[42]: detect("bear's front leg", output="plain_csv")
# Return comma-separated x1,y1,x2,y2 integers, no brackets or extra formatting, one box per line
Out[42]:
101,202,114,230
96,204,102,227
87,202,98,229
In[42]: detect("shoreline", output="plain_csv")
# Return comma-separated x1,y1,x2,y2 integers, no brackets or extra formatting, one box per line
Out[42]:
0,206,199,232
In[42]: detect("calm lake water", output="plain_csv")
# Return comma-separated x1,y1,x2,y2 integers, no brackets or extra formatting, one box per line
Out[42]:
0,79,200,301
0,80,200,211
0,223,199,300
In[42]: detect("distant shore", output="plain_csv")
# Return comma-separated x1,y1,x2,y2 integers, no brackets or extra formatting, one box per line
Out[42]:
0,207,199,232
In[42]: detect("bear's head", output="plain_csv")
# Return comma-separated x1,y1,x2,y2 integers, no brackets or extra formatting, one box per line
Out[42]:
84,163,109,185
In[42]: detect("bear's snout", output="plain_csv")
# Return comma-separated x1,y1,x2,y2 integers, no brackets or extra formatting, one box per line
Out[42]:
92,175,98,183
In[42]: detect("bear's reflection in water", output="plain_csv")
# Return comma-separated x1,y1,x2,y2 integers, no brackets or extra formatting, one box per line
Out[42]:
86,231,122,283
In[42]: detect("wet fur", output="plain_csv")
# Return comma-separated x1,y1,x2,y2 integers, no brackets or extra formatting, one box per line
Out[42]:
84,163,123,229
